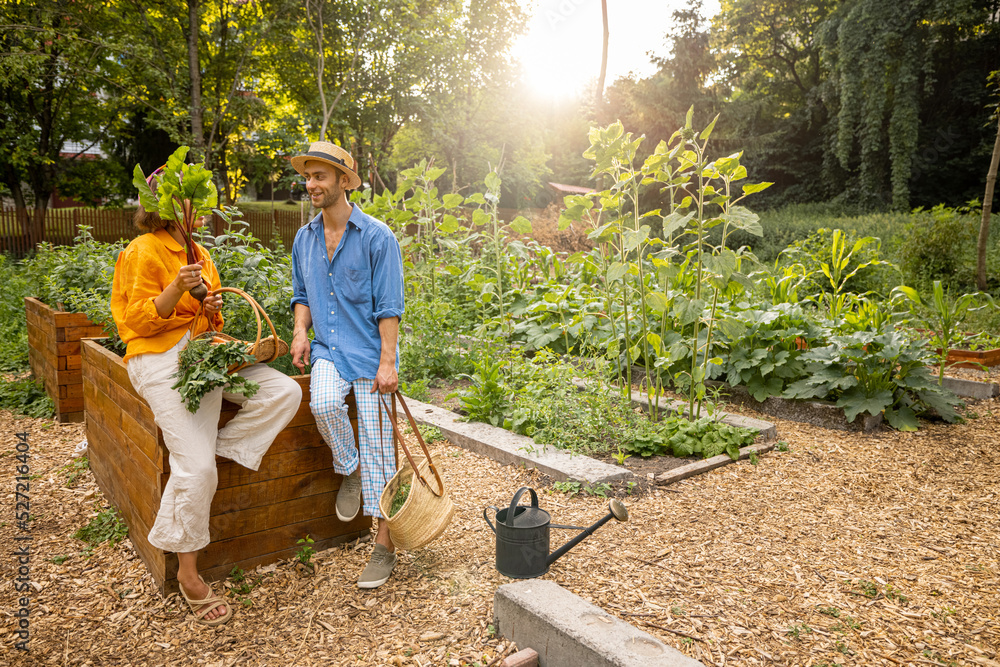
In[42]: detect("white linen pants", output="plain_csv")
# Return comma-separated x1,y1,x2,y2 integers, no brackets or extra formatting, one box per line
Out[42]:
127,334,301,553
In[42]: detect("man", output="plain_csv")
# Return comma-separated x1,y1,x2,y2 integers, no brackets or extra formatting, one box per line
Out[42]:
289,141,405,588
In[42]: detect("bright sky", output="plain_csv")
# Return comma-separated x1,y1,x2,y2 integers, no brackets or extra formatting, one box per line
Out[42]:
513,0,721,102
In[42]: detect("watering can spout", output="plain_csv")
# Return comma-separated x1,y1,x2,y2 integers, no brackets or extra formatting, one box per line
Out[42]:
546,499,629,567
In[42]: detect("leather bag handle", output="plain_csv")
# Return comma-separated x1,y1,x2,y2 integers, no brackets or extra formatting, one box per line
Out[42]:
378,391,445,498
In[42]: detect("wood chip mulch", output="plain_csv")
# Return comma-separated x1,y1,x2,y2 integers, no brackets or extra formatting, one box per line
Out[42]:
2,397,999,666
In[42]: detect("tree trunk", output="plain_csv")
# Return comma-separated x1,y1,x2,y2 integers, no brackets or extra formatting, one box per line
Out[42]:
187,0,204,157
30,199,48,247
596,0,609,106
977,113,1000,290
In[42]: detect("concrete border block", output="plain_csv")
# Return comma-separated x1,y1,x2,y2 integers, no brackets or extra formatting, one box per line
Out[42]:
655,442,775,485
495,579,705,667
401,398,632,484
942,376,999,399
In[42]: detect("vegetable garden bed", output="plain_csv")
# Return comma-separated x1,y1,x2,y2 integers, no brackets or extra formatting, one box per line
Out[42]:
81,338,369,594
939,345,1000,369
25,297,106,422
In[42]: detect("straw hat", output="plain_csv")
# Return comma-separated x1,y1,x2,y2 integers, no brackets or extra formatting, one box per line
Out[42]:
290,141,362,190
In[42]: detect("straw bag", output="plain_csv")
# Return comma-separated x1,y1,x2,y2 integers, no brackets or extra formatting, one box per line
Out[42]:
377,392,454,550
187,286,288,372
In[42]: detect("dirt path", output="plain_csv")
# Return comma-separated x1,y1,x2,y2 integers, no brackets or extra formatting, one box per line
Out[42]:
1,397,998,666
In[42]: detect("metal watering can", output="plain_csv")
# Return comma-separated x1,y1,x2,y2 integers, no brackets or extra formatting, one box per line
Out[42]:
483,486,629,579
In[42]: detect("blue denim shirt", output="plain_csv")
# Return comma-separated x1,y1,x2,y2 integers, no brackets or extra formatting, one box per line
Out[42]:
290,204,404,381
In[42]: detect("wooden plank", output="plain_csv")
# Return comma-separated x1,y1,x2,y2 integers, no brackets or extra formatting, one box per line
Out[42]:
107,357,133,393
58,411,84,423
53,310,94,328
216,446,333,489
211,469,339,514
208,491,342,541
120,409,163,470
62,325,97,340
55,369,82,386
57,398,83,413
191,512,370,573
95,414,159,524
65,354,82,370
60,382,83,399
57,341,79,356
172,528,369,594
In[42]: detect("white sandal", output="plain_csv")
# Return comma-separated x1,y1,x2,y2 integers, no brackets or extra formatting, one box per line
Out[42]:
178,575,232,627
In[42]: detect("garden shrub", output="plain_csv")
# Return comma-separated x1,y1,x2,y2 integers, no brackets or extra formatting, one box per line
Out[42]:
0,377,54,418
0,255,31,372
199,222,297,376
896,204,980,292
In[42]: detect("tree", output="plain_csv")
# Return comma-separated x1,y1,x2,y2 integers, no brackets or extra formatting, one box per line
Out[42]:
820,0,999,210
977,74,1000,290
0,1,140,242
596,0,608,106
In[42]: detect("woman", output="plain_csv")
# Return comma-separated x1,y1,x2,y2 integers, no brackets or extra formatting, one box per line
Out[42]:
111,210,301,626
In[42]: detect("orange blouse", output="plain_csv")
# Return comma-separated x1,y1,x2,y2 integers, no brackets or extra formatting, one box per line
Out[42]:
111,229,224,363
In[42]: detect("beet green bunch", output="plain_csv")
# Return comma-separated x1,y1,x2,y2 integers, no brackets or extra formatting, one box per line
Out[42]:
172,338,259,413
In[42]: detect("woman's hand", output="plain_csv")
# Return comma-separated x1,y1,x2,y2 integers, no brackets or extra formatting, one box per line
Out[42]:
172,260,206,292
203,290,223,316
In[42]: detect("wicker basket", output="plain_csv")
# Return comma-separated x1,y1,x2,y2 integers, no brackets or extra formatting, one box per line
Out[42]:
188,286,288,372
377,393,454,550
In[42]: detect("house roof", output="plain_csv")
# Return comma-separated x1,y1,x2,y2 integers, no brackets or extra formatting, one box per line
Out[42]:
547,182,594,195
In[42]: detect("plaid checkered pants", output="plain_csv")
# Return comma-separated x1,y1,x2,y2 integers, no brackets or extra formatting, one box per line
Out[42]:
309,358,396,518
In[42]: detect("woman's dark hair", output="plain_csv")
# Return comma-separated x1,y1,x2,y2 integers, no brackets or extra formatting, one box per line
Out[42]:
133,208,170,232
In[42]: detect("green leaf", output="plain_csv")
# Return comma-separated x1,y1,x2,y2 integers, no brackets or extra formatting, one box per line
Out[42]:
699,115,719,140
837,389,894,423
437,215,459,234
132,165,158,212
472,209,491,227
606,262,627,283
672,298,705,326
510,216,532,234
884,407,919,431
645,291,670,314
442,193,463,209
662,210,695,236
741,182,773,196
484,172,501,192
724,206,763,237
623,227,650,252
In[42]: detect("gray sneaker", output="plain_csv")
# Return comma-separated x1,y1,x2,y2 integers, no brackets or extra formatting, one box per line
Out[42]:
358,544,397,589
336,469,362,522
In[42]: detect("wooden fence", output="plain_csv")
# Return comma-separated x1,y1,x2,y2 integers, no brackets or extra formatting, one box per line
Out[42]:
0,208,307,256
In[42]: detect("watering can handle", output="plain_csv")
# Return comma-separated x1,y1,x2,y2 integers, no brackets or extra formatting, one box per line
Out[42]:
505,487,539,527
483,506,499,534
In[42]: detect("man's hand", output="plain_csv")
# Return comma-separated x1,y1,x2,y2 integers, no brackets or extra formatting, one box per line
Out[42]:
371,362,398,394
290,330,311,374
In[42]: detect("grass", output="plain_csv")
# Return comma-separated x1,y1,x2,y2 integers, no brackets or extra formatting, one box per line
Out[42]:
730,203,912,265
0,377,54,418
73,507,128,547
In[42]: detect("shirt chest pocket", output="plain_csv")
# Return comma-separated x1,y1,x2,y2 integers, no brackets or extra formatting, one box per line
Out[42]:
343,267,372,305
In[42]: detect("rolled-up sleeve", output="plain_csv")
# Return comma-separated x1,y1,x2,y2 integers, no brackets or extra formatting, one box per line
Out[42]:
370,230,405,323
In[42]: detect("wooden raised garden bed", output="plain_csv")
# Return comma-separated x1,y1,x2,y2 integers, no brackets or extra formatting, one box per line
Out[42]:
81,338,370,594
940,346,1000,369
25,297,107,422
